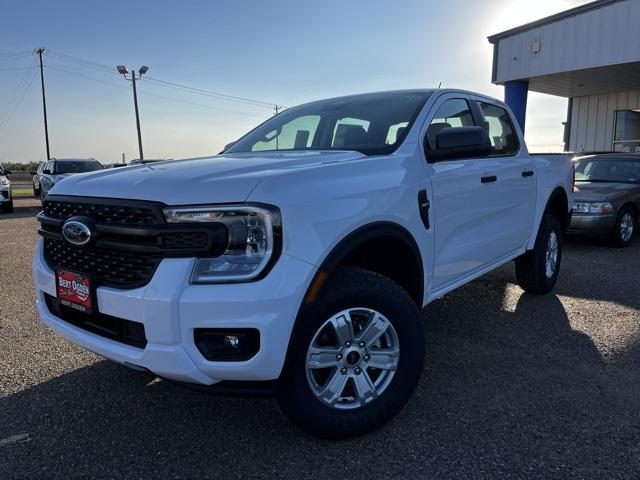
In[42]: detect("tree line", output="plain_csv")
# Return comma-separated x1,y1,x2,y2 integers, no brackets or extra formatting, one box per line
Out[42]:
1,161,41,172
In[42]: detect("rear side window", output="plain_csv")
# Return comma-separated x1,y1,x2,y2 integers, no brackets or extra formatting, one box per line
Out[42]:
426,99,475,149
477,102,519,155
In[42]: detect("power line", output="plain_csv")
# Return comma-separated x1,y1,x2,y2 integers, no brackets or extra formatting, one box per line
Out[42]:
0,59,38,137
44,64,270,119
0,66,38,71
43,49,281,111
0,57,37,126
144,77,276,108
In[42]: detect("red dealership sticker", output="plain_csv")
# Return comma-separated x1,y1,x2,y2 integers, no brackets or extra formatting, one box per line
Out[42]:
56,270,92,314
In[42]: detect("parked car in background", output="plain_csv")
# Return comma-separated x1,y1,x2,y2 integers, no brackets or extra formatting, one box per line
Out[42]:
33,89,573,438
39,158,103,200
32,162,45,196
569,153,640,246
0,163,13,213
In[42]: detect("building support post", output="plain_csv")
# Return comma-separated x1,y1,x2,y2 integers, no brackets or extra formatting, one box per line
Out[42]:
504,80,529,134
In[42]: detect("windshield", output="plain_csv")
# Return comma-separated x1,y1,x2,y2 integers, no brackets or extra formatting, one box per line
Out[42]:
226,91,431,156
574,156,640,184
55,161,103,174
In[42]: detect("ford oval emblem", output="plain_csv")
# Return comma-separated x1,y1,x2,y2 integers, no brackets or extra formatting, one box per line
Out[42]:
62,220,92,246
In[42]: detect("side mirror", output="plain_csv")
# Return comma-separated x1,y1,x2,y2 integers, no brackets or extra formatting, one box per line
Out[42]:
427,126,493,162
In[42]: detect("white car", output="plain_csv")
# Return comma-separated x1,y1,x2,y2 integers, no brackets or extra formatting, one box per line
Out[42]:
0,163,13,213
33,89,573,438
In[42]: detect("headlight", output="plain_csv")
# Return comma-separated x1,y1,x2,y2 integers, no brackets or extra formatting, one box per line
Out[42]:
163,204,281,283
0,176,9,186
574,202,613,214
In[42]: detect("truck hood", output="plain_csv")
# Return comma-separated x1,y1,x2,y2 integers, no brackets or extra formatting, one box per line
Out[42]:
573,181,639,202
50,151,366,204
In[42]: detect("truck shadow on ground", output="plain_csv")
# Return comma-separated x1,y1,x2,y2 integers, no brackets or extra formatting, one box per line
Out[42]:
2,264,638,478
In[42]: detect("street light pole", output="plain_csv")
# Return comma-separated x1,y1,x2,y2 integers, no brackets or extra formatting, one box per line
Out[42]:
131,70,143,160
117,65,148,160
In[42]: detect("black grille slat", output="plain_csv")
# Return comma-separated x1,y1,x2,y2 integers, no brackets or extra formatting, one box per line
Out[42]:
44,238,161,288
43,200,159,225
162,231,209,250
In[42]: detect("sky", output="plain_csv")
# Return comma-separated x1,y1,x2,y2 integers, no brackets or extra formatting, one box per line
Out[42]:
0,0,589,164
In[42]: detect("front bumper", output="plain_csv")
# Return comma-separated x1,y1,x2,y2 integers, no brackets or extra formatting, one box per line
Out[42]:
568,213,616,236
0,185,11,203
33,238,316,385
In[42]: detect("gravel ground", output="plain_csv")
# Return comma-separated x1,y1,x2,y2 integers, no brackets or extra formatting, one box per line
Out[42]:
1,197,639,479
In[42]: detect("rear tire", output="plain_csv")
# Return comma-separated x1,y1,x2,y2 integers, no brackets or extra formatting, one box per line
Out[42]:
609,206,635,247
277,267,425,439
33,182,40,196
515,214,562,294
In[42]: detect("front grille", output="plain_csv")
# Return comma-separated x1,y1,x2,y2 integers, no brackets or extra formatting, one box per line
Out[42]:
44,238,160,288
38,195,228,290
1,191,8,199
43,199,160,225
44,293,147,348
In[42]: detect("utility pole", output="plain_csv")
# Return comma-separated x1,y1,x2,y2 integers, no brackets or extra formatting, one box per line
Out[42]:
274,104,281,116
117,65,148,160
36,48,50,160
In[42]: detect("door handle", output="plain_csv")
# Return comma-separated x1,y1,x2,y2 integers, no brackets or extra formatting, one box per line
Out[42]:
481,175,497,183
522,170,534,177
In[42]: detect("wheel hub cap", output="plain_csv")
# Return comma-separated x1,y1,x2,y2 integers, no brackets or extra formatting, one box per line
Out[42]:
621,213,634,242
305,308,400,410
346,350,360,365
545,231,558,279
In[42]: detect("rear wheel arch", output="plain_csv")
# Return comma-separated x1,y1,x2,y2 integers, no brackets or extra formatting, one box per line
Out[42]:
543,186,570,231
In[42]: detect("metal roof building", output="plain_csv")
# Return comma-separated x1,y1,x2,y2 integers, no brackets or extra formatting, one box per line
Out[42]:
489,0,640,153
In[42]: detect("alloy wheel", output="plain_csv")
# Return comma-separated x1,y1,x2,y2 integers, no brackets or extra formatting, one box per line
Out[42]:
305,308,400,410
620,212,634,243
545,231,558,279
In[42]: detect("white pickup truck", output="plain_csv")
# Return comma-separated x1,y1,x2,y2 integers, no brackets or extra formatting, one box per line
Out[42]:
33,89,573,438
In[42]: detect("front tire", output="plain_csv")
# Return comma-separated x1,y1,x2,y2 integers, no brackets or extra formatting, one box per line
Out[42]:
515,214,562,294
277,267,425,439
609,207,635,247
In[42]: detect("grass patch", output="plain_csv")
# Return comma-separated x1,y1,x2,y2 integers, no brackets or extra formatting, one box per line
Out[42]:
11,188,35,198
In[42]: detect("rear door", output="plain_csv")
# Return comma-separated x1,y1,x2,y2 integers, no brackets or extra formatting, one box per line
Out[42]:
474,100,536,253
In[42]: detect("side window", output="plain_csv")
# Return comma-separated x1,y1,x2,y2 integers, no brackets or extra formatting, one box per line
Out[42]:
251,115,320,152
426,99,475,149
477,102,519,155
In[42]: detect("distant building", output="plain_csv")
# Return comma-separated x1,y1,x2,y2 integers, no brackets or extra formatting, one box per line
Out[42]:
489,0,640,153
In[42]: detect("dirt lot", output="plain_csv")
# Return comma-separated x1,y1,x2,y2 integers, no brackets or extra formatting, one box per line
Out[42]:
1,197,639,479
